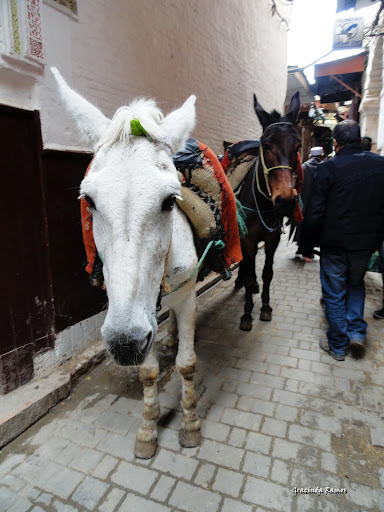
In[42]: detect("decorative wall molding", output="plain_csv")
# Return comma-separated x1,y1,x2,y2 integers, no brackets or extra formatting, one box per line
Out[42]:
26,0,44,60
43,0,78,19
1,0,44,72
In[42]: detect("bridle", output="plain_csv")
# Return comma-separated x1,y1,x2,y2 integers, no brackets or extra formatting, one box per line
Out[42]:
252,123,298,232
256,128,294,201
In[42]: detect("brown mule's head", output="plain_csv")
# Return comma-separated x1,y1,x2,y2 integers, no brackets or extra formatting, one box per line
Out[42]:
254,92,301,217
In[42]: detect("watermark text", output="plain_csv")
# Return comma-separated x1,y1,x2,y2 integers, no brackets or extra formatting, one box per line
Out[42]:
292,487,347,496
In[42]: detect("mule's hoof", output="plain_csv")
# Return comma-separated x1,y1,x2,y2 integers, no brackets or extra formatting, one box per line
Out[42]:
260,306,272,322
234,278,244,289
240,315,252,331
134,439,157,459
179,429,201,448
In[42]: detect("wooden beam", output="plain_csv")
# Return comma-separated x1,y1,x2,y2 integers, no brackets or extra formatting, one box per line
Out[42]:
330,75,362,99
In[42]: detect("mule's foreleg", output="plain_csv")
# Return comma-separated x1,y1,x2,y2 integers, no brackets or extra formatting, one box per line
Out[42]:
135,350,160,459
174,289,201,448
239,246,259,331
235,256,260,293
240,288,255,331
260,235,280,321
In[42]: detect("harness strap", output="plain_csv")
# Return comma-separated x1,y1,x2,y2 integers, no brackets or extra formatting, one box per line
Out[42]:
255,155,272,201
167,239,225,295
156,239,225,312
252,164,278,233
257,142,293,201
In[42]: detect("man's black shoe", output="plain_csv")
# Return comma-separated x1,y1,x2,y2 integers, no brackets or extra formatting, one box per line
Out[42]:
349,339,366,359
373,307,384,319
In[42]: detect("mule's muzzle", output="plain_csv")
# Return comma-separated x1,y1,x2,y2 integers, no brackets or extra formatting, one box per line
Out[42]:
274,195,296,217
105,331,153,366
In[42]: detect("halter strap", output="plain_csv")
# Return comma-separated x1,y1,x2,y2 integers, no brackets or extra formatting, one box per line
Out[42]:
156,236,225,312
256,140,294,201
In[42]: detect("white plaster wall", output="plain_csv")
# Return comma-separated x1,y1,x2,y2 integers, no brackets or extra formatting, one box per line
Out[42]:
1,0,290,155
1,0,290,371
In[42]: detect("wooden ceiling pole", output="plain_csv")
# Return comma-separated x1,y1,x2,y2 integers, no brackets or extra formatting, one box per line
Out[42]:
330,75,362,98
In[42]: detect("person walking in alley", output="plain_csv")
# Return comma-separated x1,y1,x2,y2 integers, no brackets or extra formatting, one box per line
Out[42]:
361,136,372,151
300,120,384,361
373,243,384,319
296,146,324,261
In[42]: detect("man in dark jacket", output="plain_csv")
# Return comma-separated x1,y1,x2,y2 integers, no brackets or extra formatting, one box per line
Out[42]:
301,120,384,361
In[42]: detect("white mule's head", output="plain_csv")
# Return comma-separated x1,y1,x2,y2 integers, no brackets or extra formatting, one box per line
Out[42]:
52,68,196,366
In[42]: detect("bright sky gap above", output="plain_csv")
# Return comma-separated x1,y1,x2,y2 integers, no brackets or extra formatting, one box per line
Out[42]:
287,0,380,84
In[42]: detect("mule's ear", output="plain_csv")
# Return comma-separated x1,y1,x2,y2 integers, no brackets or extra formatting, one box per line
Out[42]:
253,93,274,131
285,91,301,125
51,67,110,149
161,95,196,153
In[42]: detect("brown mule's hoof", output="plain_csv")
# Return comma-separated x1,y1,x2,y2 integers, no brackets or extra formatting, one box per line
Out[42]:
240,314,252,331
260,305,272,322
179,429,201,448
134,439,157,459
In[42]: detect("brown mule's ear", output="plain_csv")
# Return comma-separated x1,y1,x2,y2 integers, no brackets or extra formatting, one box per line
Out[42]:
253,93,274,131
285,91,300,125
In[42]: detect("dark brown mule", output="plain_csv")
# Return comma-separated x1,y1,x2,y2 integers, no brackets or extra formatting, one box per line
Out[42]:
234,92,301,331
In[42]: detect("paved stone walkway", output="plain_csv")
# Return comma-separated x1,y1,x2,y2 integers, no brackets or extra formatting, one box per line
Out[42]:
1,236,384,512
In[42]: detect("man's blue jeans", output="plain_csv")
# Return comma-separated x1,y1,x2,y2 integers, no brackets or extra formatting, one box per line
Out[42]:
320,249,372,355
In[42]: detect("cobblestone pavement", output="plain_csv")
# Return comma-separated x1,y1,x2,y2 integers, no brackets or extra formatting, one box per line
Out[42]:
1,237,384,512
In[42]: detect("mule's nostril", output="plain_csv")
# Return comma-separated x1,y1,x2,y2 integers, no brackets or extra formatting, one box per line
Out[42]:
119,335,130,347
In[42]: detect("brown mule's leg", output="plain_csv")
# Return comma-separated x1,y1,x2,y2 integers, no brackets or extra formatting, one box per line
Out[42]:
135,351,160,459
235,260,246,289
240,288,255,331
239,242,259,331
260,232,280,321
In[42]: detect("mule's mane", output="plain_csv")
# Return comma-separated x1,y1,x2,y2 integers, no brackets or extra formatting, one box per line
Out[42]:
101,98,166,148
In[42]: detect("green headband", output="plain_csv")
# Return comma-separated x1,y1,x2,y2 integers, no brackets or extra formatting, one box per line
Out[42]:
130,119,148,137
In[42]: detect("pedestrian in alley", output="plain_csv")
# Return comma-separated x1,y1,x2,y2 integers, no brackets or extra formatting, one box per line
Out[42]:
300,120,384,361
295,146,324,261
361,136,372,151
359,135,384,320
373,242,384,319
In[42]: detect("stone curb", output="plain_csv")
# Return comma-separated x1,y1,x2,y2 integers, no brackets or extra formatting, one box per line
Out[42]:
0,369,71,449
0,269,233,449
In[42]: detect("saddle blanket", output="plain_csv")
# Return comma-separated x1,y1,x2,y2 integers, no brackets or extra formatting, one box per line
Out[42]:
173,139,242,268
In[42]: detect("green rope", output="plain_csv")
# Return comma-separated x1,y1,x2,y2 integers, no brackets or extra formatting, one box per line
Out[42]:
165,239,225,295
236,198,249,239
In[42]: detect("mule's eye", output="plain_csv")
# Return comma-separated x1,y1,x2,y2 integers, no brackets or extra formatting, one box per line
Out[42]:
84,195,96,210
263,144,271,151
162,195,176,212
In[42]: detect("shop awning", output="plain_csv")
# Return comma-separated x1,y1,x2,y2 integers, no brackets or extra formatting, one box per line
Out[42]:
314,52,366,102
337,0,380,12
